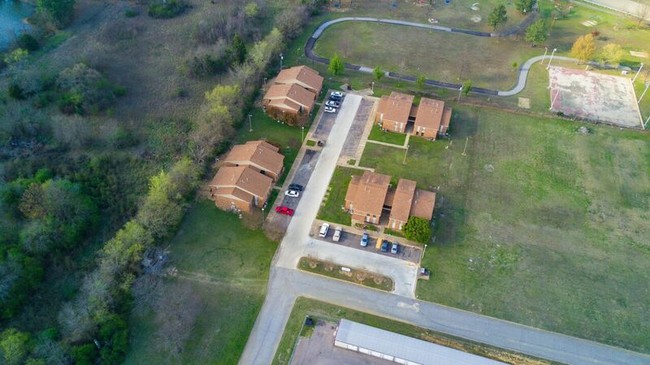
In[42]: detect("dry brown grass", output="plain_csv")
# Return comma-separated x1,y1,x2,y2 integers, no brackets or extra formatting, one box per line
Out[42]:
33,0,240,122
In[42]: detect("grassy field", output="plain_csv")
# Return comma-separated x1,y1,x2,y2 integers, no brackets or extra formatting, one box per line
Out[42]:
315,21,535,90
368,123,407,145
358,106,650,352
273,297,552,365
316,166,363,226
124,201,277,365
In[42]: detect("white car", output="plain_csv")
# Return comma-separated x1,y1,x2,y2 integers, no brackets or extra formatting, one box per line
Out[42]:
332,227,342,242
318,223,330,237
331,91,344,98
285,190,300,198
324,106,337,113
325,100,340,108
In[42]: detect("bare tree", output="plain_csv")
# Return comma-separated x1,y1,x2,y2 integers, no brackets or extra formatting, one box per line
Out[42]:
153,281,204,357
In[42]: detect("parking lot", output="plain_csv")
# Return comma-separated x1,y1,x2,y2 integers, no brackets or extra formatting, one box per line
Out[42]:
312,221,421,264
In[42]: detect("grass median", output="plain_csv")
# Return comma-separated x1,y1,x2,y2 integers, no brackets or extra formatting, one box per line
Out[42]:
298,257,394,292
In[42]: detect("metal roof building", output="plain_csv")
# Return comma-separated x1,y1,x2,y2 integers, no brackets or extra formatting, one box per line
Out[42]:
334,319,507,365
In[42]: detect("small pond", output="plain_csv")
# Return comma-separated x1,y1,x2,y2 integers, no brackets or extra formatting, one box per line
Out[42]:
0,0,34,50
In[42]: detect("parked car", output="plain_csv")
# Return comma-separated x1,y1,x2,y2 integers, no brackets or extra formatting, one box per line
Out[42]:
324,106,337,113
319,223,330,237
288,183,304,191
380,240,390,252
275,206,294,216
329,94,342,102
332,227,342,242
325,100,340,108
284,190,300,198
360,233,369,247
331,91,344,98
391,242,399,254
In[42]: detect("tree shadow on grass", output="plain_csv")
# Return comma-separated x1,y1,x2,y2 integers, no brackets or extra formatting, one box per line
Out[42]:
448,108,479,140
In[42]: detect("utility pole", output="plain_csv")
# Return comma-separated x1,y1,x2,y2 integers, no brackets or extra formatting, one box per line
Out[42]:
632,63,644,83
301,126,305,141
546,48,557,70
637,82,649,103
550,89,560,110
457,86,463,102
280,53,284,71
543,47,548,63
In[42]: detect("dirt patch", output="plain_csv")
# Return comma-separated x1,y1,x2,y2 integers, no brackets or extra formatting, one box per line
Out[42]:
298,257,394,291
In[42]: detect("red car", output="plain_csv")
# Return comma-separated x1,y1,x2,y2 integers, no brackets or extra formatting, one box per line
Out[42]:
275,206,294,216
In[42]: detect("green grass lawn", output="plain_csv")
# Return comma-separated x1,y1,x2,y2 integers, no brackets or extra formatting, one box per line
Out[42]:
359,106,650,352
273,297,546,365
315,21,536,90
124,201,277,365
316,166,363,226
368,123,407,145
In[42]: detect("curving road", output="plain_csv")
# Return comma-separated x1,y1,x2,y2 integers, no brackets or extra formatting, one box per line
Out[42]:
305,15,581,97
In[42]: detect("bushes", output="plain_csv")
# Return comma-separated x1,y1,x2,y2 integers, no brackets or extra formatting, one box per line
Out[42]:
36,0,76,28
16,34,39,52
56,63,116,115
403,216,432,244
148,0,188,19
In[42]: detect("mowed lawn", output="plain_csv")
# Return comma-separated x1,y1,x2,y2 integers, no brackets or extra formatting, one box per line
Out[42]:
314,21,537,90
124,201,277,365
360,107,650,352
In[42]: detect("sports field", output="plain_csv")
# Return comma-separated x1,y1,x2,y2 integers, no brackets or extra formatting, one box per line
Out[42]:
548,66,643,128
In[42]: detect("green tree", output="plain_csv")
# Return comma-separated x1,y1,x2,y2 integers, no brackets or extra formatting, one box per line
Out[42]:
230,34,247,65
328,54,344,76
462,79,472,96
416,75,426,89
373,66,384,80
0,329,31,365
570,33,597,63
524,19,548,46
488,4,508,31
600,43,624,65
36,0,75,28
403,217,432,244
515,0,535,14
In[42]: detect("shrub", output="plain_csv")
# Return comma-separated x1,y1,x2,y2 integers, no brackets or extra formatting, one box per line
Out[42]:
17,34,39,52
148,0,188,19
8,83,25,100
403,216,432,243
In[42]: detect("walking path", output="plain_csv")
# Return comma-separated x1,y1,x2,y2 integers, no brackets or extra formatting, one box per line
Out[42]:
305,10,641,97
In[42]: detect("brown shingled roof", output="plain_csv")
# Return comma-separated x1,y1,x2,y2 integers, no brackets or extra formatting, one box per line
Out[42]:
275,65,324,94
223,140,284,179
209,166,273,200
377,92,415,125
347,171,391,217
391,179,417,223
263,83,316,112
440,106,452,134
414,97,445,132
410,189,436,221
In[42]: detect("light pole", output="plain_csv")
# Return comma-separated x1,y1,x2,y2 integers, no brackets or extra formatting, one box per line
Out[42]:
638,81,650,104
248,114,253,132
546,48,557,70
301,126,305,142
457,85,463,102
550,88,560,110
280,53,284,70
632,63,644,83
543,47,548,63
